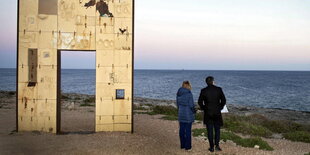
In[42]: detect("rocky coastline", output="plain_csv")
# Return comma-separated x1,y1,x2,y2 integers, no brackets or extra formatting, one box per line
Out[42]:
1,90,309,125
1,90,310,154
135,96,310,125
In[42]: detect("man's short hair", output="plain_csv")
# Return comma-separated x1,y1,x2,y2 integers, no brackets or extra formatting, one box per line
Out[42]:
206,76,214,85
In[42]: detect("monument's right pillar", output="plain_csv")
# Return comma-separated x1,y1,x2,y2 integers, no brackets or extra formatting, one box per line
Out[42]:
95,0,134,132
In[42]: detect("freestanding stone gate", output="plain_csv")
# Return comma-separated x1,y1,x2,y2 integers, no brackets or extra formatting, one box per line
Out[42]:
17,0,134,133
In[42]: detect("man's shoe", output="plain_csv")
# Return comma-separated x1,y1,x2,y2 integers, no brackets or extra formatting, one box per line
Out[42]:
208,147,214,152
185,148,192,152
215,145,222,151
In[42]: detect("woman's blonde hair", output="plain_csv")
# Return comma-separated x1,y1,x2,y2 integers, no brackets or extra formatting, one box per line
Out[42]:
182,81,192,90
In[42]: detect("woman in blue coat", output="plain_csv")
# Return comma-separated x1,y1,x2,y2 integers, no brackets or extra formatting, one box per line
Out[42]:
177,81,195,151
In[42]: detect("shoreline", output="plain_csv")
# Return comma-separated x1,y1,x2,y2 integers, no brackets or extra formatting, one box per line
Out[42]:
134,97,310,125
61,92,310,114
134,96,310,113
1,90,309,125
1,87,309,113
1,90,310,154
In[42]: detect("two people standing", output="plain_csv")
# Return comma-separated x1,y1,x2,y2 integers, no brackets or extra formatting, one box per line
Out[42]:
176,76,226,152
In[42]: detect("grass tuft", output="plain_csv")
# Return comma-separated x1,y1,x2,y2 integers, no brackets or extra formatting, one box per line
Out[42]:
134,112,149,114
192,128,207,137
61,94,70,100
134,106,151,111
161,115,178,120
145,111,157,115
236,137,273,151
80,103,94,107
136,105,310,144
223,115,273,137
247,114,308,133
193,128,273,151
222,114,310,143
283,131,310,143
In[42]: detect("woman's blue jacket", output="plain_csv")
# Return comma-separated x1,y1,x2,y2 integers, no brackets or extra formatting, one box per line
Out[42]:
176,87,195,123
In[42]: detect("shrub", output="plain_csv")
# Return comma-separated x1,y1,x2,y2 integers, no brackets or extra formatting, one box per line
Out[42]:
152,105,178,116
146,111,157,115
238,137,273,151
283,131,310,143
192,128,206,137
223,115,273,137
61,94,70,100
241,114,309,133
8,91,15,96
260,120,290,133
221,130,242,142
195,112,203,121
144,104,154,107
148,105,205,121
83,97,95,103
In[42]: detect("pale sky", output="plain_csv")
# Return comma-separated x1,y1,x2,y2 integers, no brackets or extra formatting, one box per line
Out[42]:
0,0,309,70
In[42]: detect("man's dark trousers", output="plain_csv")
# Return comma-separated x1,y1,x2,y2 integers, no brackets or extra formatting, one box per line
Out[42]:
206,123,221,148
179,122,192,149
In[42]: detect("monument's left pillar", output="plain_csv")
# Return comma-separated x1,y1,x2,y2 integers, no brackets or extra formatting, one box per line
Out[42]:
17,0,59,133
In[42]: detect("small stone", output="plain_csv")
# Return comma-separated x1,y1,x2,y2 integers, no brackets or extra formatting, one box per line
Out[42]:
254,145,260,149
271,133,283,139
194,120,200,123
245,112,252,116
68,102,75,110
195,136,206,141
141,105,150,110
226,140,237,146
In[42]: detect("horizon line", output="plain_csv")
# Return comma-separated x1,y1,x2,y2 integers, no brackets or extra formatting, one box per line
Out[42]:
0,67,309,72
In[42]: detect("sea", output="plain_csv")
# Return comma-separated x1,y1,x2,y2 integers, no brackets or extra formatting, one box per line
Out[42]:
1,68,310,112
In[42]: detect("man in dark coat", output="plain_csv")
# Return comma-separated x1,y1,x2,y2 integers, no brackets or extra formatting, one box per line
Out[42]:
198,76,226,152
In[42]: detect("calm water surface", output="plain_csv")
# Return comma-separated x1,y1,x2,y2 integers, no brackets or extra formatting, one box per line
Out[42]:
1,68,309,112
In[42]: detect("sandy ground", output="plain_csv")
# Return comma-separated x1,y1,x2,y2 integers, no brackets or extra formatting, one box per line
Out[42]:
0,108,310,154
0,91,310,155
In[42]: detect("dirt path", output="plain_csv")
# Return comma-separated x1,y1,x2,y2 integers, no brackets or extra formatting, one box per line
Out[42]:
1,105,310,155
